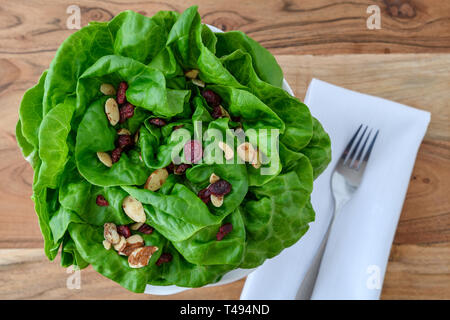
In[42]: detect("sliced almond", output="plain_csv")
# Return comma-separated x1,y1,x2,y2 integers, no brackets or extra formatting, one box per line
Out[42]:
126,234,144,245
237,142,256,163
103,239,112,250
134,130,139,144
218,105,230,118
104,97,120,126
184,69,199,79
100,83,116,96
252,149,262,169
120,234,145,256
117,128,131,135
192,79,205,87
128,246,159,268
104,223,120,245
121,242,145,256
211,194,224,207
130,222,144,231
97,152,112,168
209,173,220,184
122,196,146,223
113,235,127,252
218,141,234,160
144,168,169,192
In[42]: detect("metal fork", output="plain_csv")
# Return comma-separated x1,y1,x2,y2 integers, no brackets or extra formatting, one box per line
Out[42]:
296,124,379,299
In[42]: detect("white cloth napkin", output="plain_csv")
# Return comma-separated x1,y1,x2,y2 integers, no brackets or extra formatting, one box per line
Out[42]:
240,78,430,300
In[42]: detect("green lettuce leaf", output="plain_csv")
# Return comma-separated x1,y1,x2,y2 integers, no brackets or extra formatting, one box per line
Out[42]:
43,23,114,114
78,55,187,118
185,163,248,216
35,97,75,190
167,6,244,88
69,222,164,293
18,70,47,150
241,153,314,268
300,117,332,179
172,207,245,266
75,97,150,186
216,31,283,88
113,10,166,64
148,243,234,288
122,185,223,241
220,50,313,151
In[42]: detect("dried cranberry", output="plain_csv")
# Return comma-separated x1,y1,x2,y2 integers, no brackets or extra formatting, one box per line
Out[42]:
117,225,131,238
198,188,211,204
138,224,154,235
202,89,221,107
148,118,167,127
184,140,203,164
119,103,134,123
166,162,175,173
173,124,184,131
231,116,241,123
111,147,123,163
211,106,223,119
173,163,192,175
117,81,128,104
216,223,233,241
117,134,133,149
96,195,109,206
156,253,173,266
208,180,232,196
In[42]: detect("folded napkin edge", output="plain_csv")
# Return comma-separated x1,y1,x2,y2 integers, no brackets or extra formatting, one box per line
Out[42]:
306,78,431,120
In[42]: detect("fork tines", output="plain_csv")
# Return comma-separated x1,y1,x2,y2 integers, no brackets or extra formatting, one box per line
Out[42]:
341,124,379,170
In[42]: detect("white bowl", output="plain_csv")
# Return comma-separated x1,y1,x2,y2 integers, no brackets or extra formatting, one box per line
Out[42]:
144,25,294,296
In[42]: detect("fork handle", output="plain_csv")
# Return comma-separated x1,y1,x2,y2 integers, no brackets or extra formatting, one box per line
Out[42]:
296,198,348,299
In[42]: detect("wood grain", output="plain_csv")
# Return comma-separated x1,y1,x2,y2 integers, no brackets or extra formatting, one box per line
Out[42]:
0,0,449,56
0,249,244,299
276,54,450,142
382,244,450,299
1,245,448,299
0,0,449,299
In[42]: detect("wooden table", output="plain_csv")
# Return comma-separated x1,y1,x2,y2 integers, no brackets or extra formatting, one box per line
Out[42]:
0,0,449,300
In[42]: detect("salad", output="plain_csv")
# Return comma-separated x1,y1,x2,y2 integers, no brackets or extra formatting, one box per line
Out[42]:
16,6,331,292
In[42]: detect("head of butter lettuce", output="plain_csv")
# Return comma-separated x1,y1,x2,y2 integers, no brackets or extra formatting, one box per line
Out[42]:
16,6,331,292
